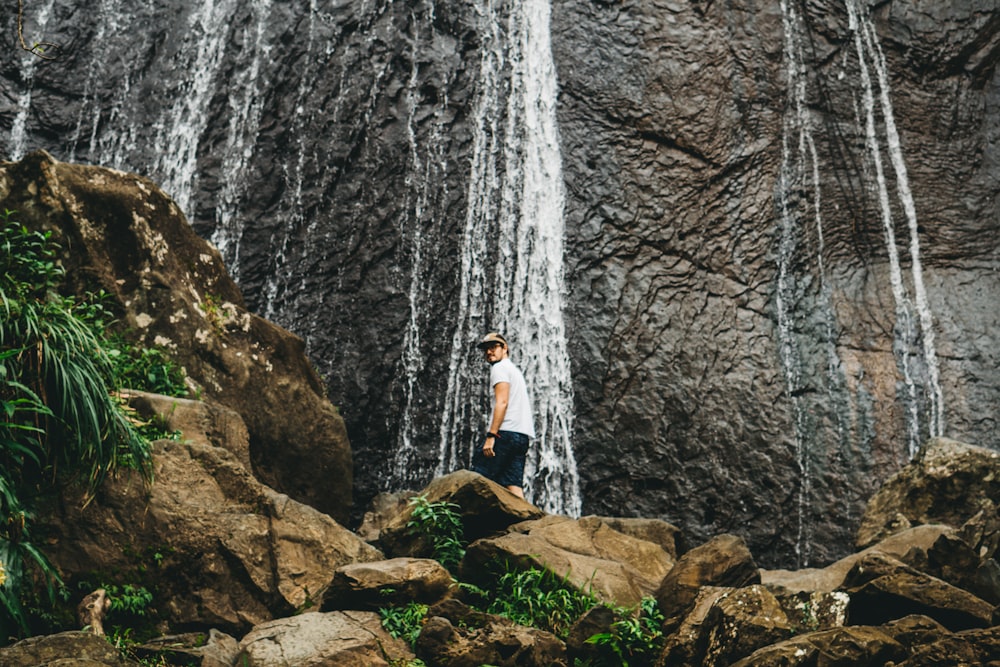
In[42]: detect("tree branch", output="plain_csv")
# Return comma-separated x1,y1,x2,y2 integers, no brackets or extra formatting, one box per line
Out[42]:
17,0,59,60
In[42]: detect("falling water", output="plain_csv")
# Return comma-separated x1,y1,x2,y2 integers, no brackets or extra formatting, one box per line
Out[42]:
67,0,123,164
847,0,945,457
211,0,274,275
438,0,581,516
396,0,452,474
776,0,810,568
8,0,58,160
153,0,238,217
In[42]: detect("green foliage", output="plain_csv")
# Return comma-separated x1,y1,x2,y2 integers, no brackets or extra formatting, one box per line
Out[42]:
105,583,154,617
380,601,429,649
0,210,154,641
484,563,598,639
388,660,427,667
585,596,665,667
105,339,188,398
406,494,465,570
107,626,174,667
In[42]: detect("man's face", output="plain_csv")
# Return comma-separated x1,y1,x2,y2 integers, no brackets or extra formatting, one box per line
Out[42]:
483,342,506,364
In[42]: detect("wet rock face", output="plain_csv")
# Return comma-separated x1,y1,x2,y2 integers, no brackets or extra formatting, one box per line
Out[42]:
550,0,1000,567
2,1,1000,567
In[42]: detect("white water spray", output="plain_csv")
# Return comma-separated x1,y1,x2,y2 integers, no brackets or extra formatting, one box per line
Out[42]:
777,0,819,568
8,0,57,160
847,0,944,456
438,0,580,516
153,0,238,217
211,0,273,275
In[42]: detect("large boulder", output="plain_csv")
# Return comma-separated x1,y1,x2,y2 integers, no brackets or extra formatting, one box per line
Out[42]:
729,626,908,667
762,524,954,593
856,438,1000,549
657,585,793,667
654,534,759,626
125,389,252,471
843,553,994,631
892,625,1000,667
415,599,567,667
36,430,382,634
0,152,353,523
0,631,138,666
376,470,546,558
462,514,675,607
237,611,413,667
322,557,455,611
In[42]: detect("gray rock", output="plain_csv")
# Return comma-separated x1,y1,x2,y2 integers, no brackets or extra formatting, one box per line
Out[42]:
463,514,675,607
237,611,413,667
0,631,137,666
856,438,1000,549
3,0,1000,569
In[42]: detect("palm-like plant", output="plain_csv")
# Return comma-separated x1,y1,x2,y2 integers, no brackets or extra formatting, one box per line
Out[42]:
0,210,151,638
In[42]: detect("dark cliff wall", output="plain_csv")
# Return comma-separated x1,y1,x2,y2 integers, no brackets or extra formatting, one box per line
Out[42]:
551,0,1000,565
2,0,998,567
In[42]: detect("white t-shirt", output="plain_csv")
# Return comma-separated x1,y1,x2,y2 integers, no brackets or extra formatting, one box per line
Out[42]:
490,357,536,438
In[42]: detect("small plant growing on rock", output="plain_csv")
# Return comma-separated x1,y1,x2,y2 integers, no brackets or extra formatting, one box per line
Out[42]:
0,210,152,639
485,563,598,639
406,495,465,570
380,601,429,649
585,596,665,667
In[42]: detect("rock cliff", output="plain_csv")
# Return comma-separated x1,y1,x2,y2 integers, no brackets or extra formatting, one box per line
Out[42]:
2,0,998,566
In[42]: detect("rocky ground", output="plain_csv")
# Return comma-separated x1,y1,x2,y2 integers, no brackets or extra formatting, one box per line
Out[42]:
2,433,998,666
1,153,998,666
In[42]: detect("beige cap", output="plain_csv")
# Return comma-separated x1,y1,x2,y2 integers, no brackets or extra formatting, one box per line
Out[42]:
476,332,508,349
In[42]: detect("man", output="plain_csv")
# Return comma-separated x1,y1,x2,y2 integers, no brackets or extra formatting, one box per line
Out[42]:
471,332,535,499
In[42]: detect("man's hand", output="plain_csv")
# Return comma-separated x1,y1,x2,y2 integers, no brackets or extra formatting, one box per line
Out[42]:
483,435,496,457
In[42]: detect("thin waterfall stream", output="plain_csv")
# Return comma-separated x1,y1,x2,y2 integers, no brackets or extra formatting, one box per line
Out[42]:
436,0,581,516
847,0,945,458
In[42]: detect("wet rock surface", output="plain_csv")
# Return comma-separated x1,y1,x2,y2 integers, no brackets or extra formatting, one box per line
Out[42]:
2,0,999,571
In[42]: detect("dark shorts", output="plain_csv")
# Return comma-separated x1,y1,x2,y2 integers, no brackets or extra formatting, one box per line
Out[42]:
471,430,530,488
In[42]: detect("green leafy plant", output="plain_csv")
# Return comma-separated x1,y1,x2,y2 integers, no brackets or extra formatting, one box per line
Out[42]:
406,495,465,570
106,583,154,617
585,596,665,667
484,563,598,638
0,210,153,640
105,340,188,398
380,601,429,649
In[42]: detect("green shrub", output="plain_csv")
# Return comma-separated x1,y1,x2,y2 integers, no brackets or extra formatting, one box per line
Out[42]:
105,338,188,398
380,601,429,649
0,210,153,640
406,495,465,570
585,596,665,667
484,563,598,639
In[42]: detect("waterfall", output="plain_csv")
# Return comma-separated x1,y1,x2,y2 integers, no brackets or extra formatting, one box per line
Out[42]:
8,0,58,160
847,0,945,457
211,0,274,277
777,0,823,568
153,0,238,217
396,0,452,475
437,0,581,516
